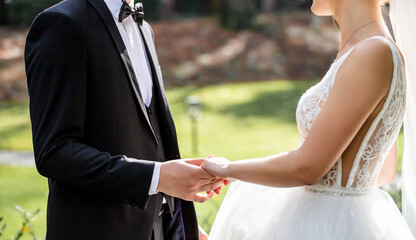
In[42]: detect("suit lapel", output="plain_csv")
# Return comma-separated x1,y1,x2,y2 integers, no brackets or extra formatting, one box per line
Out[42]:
87,0,157,143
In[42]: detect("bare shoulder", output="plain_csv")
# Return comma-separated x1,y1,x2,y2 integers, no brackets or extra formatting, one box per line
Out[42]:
352,38,394,68
335,38,394,94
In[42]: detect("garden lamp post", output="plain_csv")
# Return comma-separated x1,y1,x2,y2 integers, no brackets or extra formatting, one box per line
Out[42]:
186,96,202,155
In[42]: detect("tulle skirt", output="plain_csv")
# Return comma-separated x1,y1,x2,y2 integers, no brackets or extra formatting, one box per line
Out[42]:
208,181,415,240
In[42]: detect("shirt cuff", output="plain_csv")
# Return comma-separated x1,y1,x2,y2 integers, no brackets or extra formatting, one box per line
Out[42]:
148,162,162,195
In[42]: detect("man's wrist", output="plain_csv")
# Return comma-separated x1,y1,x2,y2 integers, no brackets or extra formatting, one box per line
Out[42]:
148,162,162,195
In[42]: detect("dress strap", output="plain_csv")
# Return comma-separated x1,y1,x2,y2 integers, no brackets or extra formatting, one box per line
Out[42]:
328,36,395,88
345,36,405,188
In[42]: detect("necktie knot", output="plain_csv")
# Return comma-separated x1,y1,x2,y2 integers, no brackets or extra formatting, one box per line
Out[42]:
118,0,144,25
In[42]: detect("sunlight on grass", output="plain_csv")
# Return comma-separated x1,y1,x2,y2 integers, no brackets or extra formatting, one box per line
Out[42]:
0,101,32,151
168,80,315,160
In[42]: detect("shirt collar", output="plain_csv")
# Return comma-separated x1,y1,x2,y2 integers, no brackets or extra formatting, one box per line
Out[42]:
103,0,135,20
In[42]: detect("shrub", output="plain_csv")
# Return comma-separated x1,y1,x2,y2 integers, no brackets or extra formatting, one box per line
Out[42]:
0,206,41,240
6,0,60,26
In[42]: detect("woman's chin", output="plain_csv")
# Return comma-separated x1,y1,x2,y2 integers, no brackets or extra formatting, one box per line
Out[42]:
311,4,333,16
312,12,333,17
311,9,332,16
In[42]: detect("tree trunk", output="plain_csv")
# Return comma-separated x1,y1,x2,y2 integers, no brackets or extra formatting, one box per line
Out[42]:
0,0,7,25
219,0,228,27
174,0,182,12
219,0,258,30
261,0,277,12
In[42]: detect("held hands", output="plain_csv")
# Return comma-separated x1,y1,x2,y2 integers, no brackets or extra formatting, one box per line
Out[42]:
201,157,233,179
157,158,224,203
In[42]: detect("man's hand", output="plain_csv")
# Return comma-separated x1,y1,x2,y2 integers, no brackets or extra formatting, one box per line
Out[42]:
198,225,208,240
157,159,224,203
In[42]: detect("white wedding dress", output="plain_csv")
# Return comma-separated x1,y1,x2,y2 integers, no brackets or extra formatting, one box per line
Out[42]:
208,36,415,240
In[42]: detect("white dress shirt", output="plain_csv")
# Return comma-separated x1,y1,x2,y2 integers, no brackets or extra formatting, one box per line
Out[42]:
103,0,161,196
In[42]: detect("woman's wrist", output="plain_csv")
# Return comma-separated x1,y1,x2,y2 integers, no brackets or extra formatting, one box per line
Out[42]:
226,162,236,179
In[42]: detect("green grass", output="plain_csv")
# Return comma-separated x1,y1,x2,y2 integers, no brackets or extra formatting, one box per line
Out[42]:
0,166,48,239
0,79,406,237
0,101,32,151
169,80,314,160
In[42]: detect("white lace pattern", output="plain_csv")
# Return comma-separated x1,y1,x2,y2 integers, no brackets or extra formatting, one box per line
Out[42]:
295,36,406,192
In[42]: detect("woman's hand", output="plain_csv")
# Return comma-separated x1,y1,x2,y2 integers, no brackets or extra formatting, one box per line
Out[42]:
202,157,232,179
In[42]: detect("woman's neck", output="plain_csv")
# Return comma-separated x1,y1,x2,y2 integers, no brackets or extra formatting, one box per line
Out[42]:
333,0,385,51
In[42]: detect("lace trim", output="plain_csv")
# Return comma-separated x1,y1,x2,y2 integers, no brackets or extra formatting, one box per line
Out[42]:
346,37,405,188
296,36,405,191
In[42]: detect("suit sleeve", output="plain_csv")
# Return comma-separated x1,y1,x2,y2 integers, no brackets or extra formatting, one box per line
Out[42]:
25,10,154,209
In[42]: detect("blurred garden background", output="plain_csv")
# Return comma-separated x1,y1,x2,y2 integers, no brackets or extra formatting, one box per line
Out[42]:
0,0,401,239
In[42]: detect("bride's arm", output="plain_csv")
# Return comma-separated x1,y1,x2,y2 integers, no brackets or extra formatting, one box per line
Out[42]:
204,40,394,188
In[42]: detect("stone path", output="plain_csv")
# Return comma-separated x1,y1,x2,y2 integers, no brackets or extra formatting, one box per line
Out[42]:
0,150,35,167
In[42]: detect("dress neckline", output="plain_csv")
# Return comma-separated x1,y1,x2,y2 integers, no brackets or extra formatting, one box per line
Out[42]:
332,35,394,65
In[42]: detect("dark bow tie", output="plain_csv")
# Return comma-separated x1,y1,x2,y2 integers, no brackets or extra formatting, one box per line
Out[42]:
118,0,144,25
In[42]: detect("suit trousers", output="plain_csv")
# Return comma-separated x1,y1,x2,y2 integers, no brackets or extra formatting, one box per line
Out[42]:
152,204,172,240
152,214,163,240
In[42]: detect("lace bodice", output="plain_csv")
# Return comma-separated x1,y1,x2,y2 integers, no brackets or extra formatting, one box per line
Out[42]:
296,36,406,192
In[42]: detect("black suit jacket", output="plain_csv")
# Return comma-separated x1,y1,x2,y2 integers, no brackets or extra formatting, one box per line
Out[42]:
24,0,198,239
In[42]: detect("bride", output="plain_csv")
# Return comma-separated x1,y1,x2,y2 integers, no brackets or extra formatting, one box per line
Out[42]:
202,0,416,239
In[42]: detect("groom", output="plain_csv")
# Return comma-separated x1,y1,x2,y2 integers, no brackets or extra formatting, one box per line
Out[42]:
24,0,222,239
